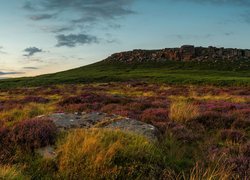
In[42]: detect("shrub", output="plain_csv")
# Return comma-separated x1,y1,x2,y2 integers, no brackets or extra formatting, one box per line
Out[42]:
232,119,250,130
242,142,250,157
226,156,250,178
10,118,57,151
220,129,246,143
169,100,200,123
21,96,50,104
141,108,169,123
0,127,12,163
165,121,196,142
192,112,235,129
57,129,164,179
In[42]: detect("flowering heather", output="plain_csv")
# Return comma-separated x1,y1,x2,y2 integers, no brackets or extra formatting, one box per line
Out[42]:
192,111,235,129
141,108,169,123
220,129,246,143
21,96,50,104
0,83,249,179
226,156,250,178
10,118,57,151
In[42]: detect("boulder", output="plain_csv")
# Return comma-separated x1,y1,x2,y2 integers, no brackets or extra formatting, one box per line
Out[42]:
43,112,160,141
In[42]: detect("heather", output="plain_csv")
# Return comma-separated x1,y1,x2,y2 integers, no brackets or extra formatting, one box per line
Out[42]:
0,82,249,179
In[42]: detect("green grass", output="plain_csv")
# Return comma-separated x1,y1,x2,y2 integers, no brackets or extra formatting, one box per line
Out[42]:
0,59,249,89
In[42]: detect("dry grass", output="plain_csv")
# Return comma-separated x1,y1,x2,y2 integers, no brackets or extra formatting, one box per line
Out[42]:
163,159,234,180
169,100,200,123
0,103,55,125
0,165,27,180
57,128,163,179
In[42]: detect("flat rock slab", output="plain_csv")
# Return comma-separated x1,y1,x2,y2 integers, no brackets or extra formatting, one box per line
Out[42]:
105,119,159,141
44,112,159,141
48,112,117,129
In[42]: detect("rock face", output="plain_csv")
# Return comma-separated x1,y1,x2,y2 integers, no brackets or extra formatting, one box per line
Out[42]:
44,112,159,141
104,45,250,63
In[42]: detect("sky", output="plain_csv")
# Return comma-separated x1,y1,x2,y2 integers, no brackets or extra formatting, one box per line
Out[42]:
0,0,250,78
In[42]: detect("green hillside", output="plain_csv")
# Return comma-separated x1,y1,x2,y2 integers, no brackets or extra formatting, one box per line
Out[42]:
0,59,250,89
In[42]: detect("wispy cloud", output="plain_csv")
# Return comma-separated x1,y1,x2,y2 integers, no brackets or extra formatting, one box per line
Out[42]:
56,34,99,47
23,0,136,47
23,47,43,57
0,46,7,54
0,71,24,76
29,13,56,21
172,0,250,6
23,67,39,70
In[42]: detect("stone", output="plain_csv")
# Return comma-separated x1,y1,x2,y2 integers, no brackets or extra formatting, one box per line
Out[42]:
43,112,160,141
104,119,159,141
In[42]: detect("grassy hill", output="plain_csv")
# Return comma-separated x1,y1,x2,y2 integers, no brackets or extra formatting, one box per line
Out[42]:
0,59,249,89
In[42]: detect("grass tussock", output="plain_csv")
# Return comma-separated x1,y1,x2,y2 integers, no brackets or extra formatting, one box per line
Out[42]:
163,159,234,180
57,129,163,179
0,103,55,125
0,165,27,180
169,100,200,123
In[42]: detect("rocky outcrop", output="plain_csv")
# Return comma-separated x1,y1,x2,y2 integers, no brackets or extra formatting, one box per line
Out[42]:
104,45,250,63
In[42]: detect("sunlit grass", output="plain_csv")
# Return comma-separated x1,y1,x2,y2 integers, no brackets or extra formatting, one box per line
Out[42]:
57,128,163,179
108,89,155,97
0,103,56,125
169,100,200,123
0,165,27,180
170,94,249,103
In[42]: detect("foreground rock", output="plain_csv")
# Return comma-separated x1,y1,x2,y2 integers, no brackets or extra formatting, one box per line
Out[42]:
41,112,159,141
37,112,159,159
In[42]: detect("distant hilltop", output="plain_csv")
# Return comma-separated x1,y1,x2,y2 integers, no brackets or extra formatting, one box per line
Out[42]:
104,45,250,63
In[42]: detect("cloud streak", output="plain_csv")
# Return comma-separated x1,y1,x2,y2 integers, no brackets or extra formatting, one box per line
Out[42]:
24,0,136,47
29,14,56,20
0,71,24,76
56,34,99,47
0,46,7,54
23,67,39,70
172,0,250,6
23,47,43,57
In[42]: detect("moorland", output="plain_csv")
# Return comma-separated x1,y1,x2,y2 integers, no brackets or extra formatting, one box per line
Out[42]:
0,49,249,179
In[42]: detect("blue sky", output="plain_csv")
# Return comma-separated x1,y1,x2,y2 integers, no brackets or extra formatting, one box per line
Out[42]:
0,0,250,77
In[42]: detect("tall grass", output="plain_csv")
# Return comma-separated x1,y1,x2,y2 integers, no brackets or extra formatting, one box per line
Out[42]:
169,100,200,123
162,158,234,180
0,165,27,180
0,103,55,125
57,129,164,179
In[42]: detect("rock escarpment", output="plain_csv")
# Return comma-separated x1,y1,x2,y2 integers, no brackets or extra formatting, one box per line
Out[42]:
104,45,250,63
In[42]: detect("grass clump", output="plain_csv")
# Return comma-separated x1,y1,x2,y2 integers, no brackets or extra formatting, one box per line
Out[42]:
0,103,55,125
169,100,200,123
162,159,234,180
57,129,164,179
0,165,27,180
10,118,57,152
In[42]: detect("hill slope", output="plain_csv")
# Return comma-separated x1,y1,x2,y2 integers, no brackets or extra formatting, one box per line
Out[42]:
0,58,249,89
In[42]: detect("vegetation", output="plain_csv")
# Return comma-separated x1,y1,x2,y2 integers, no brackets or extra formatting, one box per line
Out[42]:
57,129,163,179
0,60,250,89
0,165,27,180
0,82,249,179
169,100,200,123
